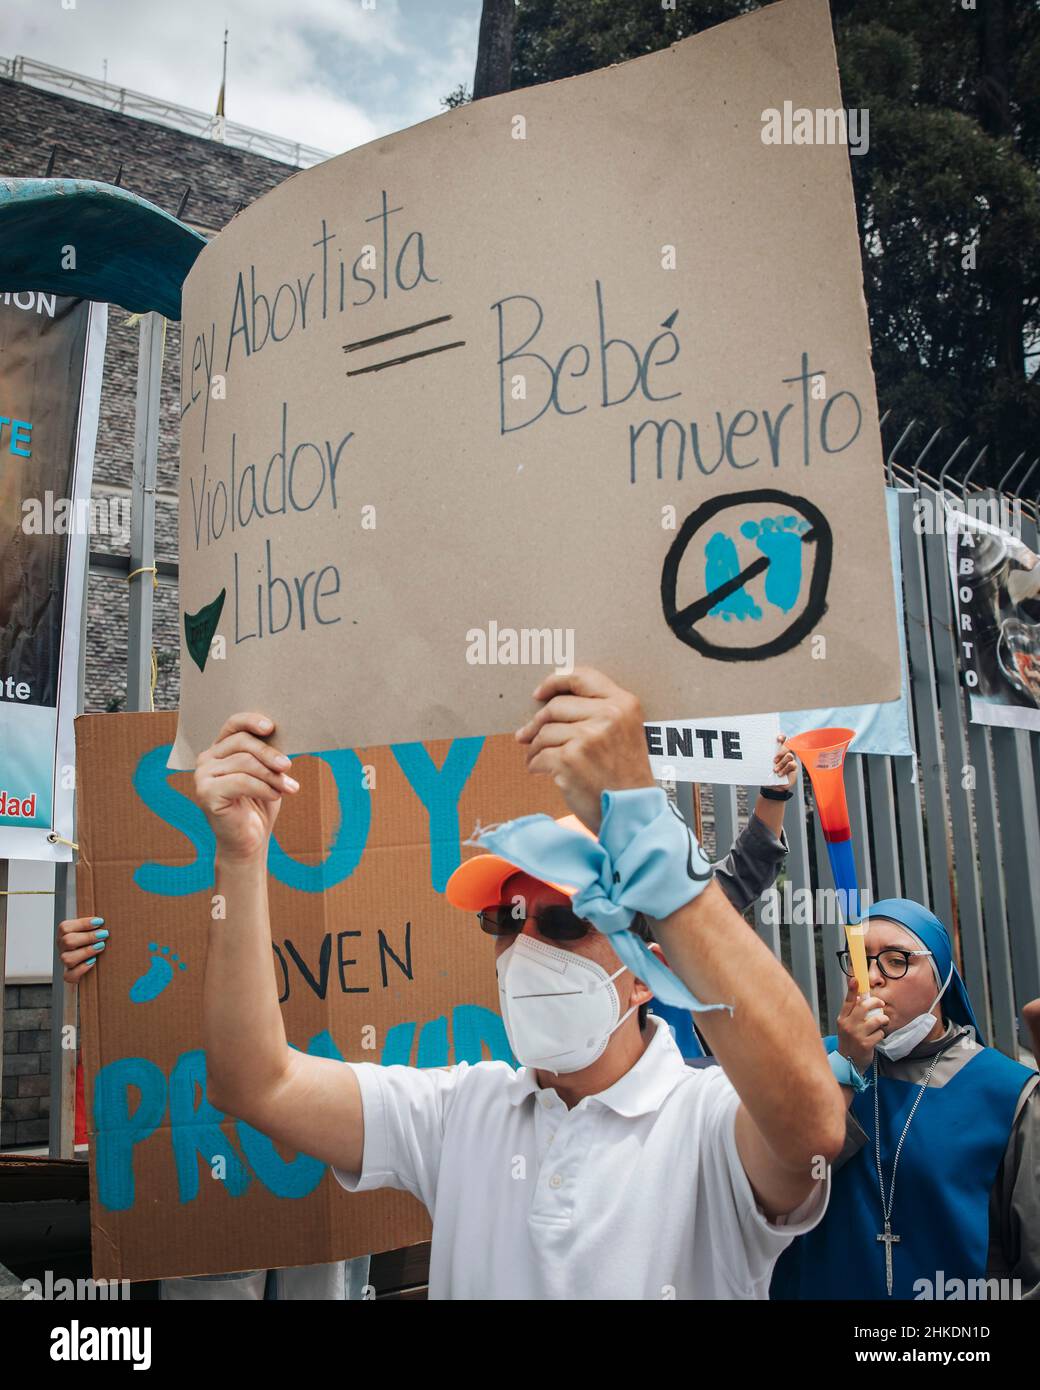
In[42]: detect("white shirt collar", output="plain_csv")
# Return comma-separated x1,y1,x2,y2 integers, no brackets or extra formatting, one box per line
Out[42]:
503,1013,690,1117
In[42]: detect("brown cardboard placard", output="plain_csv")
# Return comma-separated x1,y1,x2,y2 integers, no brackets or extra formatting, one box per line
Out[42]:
76,712,565,1281
172,0,900,771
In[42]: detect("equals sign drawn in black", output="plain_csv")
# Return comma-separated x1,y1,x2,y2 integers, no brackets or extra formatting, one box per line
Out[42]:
343,315,465,376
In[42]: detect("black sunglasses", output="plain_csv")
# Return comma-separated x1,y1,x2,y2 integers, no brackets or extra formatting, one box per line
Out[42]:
477,904,592,942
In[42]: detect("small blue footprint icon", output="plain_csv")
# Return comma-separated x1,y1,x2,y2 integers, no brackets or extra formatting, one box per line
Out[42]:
740,516,811,614
704,531,762,621
129,942,187,1003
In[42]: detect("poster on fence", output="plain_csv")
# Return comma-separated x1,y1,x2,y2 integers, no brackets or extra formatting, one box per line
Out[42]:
170,0,901,771
0,293,106,860
946,507,1040,732
75,712,565,1281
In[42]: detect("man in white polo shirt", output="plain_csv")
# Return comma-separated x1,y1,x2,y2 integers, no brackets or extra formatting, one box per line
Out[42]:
196,666,845,1300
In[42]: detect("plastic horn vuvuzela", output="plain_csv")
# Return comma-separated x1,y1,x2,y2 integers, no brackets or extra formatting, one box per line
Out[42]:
786,727,869,996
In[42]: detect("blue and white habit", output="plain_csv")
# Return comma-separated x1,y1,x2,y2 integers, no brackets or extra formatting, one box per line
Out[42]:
770,899,1039,1301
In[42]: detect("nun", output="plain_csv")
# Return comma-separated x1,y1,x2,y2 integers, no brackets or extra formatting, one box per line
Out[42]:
770,898,1039,1300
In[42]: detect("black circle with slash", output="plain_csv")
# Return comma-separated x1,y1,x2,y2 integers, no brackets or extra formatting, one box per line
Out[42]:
660,489,832,661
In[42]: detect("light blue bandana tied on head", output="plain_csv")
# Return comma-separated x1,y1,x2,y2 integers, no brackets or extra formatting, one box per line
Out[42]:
471,785,731,1015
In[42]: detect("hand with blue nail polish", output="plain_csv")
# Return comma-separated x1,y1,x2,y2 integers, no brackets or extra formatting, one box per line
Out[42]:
58,915,112,984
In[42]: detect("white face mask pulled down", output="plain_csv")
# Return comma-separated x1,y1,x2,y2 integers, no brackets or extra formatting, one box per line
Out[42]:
874,961,954,1060
496,934,637,1074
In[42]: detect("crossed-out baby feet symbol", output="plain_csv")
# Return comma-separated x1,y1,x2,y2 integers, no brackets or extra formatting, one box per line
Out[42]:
706,515,812,621
129,942,188,1003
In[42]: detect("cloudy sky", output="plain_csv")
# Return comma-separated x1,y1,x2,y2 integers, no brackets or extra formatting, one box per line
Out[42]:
3,0,484,156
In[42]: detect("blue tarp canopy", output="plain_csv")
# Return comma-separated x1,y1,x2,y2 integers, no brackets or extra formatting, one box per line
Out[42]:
0,178,207,319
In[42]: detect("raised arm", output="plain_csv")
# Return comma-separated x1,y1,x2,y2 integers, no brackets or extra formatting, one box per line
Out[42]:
713,813,787,915
517,668,845,1218
194,713,365,1174
650,881,844,1215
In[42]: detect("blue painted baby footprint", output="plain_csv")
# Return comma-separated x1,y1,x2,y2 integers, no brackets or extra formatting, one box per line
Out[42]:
740,515,810,614
129,942,187,1003
704,530,762,621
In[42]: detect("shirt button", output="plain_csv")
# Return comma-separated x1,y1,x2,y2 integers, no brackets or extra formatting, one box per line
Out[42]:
549,1174,563,1190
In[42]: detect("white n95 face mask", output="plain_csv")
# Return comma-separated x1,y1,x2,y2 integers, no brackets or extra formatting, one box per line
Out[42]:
496,934,637,1074
874,961,954,1060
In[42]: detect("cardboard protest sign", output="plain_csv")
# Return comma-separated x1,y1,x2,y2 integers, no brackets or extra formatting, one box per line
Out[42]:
75,712,566,1281
171,0,900,771
644,714,780,785
946,509,1040,732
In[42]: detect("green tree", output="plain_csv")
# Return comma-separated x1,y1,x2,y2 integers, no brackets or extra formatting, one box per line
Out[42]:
441,83,472,109
509,0,1040,488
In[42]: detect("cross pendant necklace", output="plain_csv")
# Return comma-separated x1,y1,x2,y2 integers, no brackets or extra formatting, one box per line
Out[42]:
872,1050,943,1296
876,1221,901,1295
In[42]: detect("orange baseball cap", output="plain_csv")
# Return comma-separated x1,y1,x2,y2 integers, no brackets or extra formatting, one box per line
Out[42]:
445,814,596,911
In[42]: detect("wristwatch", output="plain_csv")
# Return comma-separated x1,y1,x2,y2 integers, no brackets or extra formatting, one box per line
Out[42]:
759,784,794,802
828,1050,869,1093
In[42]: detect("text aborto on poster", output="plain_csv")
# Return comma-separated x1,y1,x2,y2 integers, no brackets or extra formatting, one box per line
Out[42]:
946,507,1040,733
171,0,901,771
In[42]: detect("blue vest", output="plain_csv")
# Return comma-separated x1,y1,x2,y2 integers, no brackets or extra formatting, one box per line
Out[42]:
770,1036,1034,1300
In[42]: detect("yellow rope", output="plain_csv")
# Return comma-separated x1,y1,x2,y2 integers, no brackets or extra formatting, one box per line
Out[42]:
125,568,160,712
